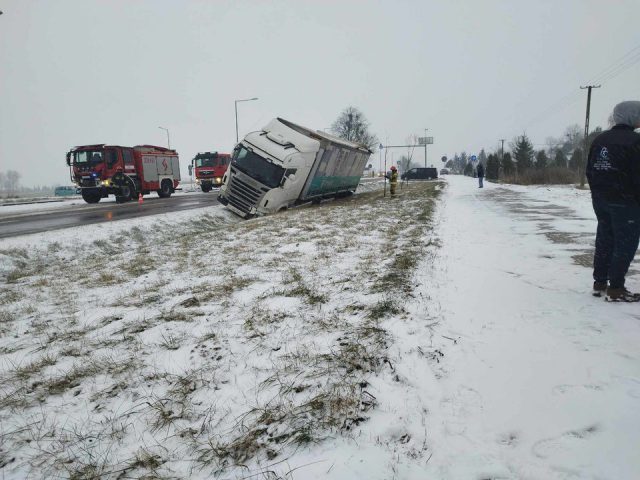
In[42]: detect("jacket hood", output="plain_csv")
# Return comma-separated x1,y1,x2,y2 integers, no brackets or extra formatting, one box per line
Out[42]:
612,101,640,127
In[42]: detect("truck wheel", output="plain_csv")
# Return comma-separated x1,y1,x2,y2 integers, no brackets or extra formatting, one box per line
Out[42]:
157,179,172,198
116,184,132,203
81,191,101,204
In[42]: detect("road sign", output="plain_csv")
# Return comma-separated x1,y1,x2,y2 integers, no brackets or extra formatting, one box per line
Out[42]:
418,137,434,145
441,156,447,162
470,155,477,162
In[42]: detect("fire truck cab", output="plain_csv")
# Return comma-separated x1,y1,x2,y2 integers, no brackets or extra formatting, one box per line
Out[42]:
66,144,180,204
192,152,230,192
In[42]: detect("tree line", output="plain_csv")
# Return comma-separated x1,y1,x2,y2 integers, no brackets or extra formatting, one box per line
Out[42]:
446,124,604,185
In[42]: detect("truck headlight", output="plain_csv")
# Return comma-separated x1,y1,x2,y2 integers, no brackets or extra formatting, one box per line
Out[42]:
101,179,111,186
215,177,221,183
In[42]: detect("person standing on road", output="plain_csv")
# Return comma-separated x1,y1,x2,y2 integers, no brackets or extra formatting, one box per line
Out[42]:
477,162,485,188
586,100,640,302
387,165,399,196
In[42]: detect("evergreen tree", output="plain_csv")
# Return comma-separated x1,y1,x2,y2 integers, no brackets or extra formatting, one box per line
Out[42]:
463,162,473,176
453,152,468,174
478,148,487,166
553,149,568,168
486,154,500,180
513,134,535,173
452,153,462,173
569,148,583,171
459,152,469,175
502,152,515,175
535,150,548,170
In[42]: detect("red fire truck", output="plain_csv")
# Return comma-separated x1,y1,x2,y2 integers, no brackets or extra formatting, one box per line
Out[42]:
191,152,230,192
66,144,181,204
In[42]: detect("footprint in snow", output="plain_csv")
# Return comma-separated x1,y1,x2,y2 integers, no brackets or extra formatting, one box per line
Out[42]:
439,385,483,435
551,383,604,395
531,424,600,459
496,431,519,447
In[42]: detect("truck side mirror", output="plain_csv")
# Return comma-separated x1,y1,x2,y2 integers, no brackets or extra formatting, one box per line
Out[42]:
66,152,71,166
188,164,193,176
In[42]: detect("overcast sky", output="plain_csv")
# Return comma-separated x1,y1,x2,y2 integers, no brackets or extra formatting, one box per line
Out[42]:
1,0,639,186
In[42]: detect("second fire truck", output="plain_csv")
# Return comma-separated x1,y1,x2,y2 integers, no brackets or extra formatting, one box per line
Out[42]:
191,151,230,192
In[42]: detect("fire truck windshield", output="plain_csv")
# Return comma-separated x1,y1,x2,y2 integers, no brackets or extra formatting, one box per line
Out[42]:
232,146,284,188
74,151,103,164
194,157,216,168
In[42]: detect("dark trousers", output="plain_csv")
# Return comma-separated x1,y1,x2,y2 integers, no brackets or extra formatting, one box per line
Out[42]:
592,196,640,288
478,177,484,188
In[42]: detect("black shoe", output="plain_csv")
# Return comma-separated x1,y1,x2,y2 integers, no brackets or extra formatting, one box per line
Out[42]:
605,287,640,302
592,281,607,297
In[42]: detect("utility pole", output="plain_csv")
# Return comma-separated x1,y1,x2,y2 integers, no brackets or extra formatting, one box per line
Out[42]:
579,85,601,188
500,139,505,160
424,128,428,168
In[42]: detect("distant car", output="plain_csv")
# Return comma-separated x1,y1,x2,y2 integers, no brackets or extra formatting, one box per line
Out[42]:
54,186,79,196
401,167,438,180
440,168,449,175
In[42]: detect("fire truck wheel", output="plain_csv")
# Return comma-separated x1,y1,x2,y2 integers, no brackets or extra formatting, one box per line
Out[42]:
81,191,101,204
158,179,173,198
116,185,132,203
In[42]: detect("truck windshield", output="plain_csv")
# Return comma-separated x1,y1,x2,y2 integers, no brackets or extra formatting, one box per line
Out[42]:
74,151,103,164
232,146,284,188
194,157,216,168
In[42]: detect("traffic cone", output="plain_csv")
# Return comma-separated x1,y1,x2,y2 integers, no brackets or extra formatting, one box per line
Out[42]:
138,193,143,205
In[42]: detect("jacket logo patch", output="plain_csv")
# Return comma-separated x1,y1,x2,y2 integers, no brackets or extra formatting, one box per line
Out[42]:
593,146,612,171
599,147,609,160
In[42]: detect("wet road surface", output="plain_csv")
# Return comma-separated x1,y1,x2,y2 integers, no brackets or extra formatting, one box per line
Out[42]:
0,193,221,239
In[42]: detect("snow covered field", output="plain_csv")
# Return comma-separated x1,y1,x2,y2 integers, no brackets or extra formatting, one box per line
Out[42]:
1,176,639,479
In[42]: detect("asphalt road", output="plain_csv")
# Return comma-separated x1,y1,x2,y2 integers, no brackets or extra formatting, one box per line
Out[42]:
0,193,222,239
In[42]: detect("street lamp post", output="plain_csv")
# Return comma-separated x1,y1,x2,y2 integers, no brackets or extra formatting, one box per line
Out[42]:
234,97,259,143
158,127,170,149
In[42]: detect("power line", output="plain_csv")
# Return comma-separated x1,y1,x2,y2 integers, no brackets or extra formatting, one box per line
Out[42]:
522,42,640,131
586,45,640,84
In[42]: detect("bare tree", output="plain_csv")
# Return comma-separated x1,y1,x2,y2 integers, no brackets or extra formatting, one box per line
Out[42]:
330,106,378,150
6,170,21,194
0,172,5,194
397,155,414,173
564,124,582,152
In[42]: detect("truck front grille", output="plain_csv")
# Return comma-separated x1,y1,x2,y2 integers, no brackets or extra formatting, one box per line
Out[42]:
227,176,261,214
80,177,98,187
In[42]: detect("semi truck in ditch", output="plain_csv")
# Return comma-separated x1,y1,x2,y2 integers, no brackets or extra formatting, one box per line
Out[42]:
66,144,181,203
191,151,231,192
217,118,372,218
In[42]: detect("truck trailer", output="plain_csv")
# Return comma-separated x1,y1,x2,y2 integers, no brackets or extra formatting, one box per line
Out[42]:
218,118,372,218
192,151,231,192
66,144,181,204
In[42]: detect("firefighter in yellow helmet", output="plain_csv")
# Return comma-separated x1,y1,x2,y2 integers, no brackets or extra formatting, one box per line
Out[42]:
388,165,399,195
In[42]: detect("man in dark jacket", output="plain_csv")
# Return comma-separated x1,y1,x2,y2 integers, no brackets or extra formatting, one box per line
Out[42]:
477,162,485,188
586,101,640,301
